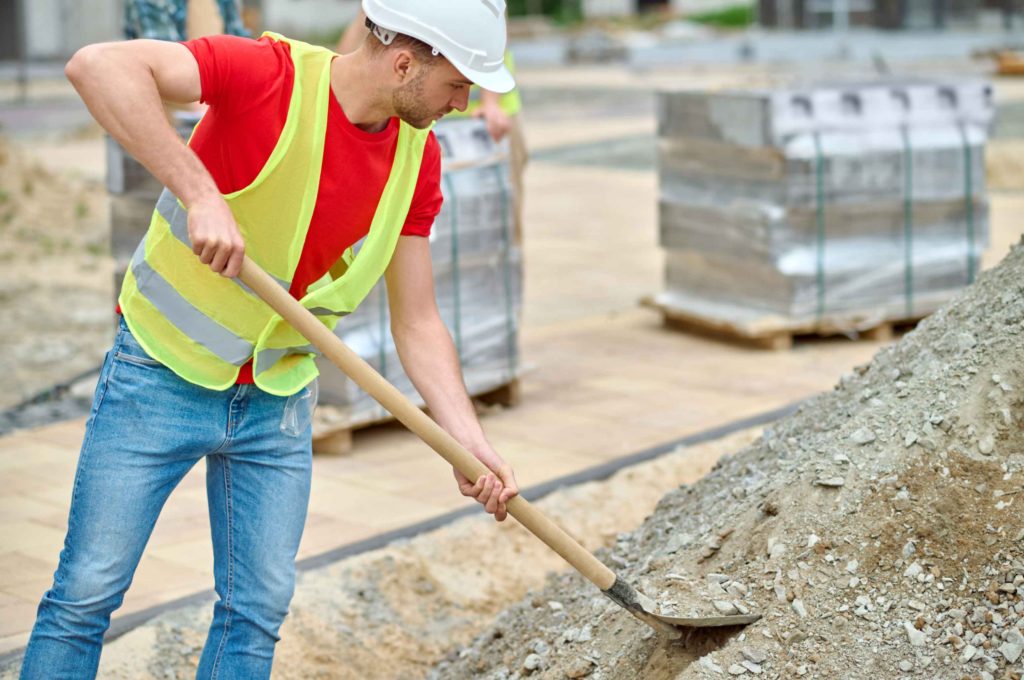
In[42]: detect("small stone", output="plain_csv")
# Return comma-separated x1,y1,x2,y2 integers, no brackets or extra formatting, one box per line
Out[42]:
578,626,593,643
714,600,739,615
741,648,768,665
564,657,594,678
904,621,927,646
523,654,543,672
726,582,748,598
898,660,913,672
814,477,845,488
904,562,923,579
850,427,876,445
740,660,763,674
999,641,1023,663
902,540,917,559
792,599,807,618
957,331,977,351
727,664,747,676
962,644,977,662
548,601,564,612
699,656,724,674
978,434,995,455
807,534,820,548
846,560,859,573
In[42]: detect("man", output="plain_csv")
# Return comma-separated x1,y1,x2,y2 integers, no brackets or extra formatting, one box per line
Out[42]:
20,1,519,678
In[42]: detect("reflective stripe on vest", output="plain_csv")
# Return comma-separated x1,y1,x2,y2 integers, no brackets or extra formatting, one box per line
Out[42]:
129,236,255,366
118,32,431,395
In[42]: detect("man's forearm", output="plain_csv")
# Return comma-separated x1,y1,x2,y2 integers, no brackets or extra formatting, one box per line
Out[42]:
391,315,487,448
65,42,219,208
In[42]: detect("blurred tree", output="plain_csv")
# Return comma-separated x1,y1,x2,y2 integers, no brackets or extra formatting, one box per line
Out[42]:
506,0,583,21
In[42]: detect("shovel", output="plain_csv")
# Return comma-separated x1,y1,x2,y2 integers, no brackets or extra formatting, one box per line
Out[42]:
238,256,760,639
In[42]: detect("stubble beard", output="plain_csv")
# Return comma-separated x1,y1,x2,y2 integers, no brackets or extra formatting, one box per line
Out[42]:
392,69,445,129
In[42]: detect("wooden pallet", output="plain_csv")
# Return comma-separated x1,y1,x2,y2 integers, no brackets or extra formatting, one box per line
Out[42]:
997,51,1024,76
312,378,521,455
641,296,925,351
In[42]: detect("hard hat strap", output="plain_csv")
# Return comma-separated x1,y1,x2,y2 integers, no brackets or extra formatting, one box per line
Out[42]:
366,17,396,46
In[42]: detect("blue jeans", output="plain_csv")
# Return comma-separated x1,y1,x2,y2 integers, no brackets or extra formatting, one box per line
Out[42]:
20,319,314,679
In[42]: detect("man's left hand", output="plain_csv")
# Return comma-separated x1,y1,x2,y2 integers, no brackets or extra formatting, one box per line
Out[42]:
454,445,519,522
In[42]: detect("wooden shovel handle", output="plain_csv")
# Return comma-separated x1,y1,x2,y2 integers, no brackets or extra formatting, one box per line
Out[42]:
238,256,617,591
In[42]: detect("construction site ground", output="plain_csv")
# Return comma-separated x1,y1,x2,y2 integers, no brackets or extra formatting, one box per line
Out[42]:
1,57,1023,674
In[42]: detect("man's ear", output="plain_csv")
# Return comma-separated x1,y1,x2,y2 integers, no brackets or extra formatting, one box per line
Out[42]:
391,49,415,84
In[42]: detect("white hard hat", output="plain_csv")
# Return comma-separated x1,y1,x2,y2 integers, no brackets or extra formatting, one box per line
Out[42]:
362,0,515,94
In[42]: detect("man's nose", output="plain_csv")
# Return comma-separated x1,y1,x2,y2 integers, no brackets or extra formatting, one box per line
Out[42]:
451,88,470,112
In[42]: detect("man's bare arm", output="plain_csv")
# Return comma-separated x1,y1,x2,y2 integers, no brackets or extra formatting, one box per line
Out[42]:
385,235,519,521
65,40,244,276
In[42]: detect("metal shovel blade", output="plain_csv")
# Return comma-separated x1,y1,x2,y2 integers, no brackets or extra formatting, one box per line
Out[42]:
603,577,761,639
651,612,762,628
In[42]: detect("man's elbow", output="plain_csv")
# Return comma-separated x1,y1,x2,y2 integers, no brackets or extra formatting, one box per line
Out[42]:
64,43,104,87
390,311,446,345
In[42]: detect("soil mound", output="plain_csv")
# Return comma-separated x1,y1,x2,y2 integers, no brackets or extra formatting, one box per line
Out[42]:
431,241,1024,679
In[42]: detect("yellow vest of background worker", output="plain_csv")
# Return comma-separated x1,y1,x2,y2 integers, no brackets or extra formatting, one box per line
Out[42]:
119,32,430,396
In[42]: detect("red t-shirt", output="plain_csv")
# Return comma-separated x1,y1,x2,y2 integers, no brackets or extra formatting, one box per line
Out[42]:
127,35,443,383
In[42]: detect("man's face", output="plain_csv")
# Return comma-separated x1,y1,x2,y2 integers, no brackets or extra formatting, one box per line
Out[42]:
392,57,473,129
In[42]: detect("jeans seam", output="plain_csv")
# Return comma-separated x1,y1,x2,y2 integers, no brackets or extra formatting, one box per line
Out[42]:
210,457,235,679
59,345,120,581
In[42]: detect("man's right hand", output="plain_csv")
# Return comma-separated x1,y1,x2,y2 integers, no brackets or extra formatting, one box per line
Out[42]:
187,196,245,278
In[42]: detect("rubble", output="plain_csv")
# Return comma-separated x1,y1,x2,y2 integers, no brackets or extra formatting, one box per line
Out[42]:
430,241,1024,679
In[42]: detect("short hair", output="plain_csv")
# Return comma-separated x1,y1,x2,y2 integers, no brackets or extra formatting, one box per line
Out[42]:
364,18,440,65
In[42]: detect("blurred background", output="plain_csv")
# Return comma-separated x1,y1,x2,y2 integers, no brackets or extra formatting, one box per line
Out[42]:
1,0,1024,674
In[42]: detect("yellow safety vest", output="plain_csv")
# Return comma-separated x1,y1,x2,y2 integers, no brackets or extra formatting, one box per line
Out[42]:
119,32,430,396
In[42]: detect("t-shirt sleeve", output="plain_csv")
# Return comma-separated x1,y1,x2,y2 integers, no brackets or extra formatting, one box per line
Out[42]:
182,35,291,117
400,132,443,238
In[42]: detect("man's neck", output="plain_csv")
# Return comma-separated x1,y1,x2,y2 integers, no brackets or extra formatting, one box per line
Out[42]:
330,49,393,133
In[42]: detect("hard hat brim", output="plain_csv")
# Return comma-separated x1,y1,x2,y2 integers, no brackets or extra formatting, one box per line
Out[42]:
455,62,516,95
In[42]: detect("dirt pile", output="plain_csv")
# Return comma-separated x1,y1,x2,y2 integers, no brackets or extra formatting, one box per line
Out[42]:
0,134,111,414
431,241,1024,679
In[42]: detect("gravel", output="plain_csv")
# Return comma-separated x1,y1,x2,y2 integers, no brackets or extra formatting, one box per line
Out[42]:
430,241,1024,679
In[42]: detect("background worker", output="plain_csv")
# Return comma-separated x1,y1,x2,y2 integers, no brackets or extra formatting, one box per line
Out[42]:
338,9,528,246
124,0,250,40
19,1,518,678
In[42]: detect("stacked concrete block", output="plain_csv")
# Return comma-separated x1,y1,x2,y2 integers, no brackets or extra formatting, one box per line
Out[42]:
654,79,993,329
316,118,522,424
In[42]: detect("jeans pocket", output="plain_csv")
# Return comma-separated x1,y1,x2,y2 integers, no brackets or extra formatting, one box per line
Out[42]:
113,321,165,368
280,381,318,438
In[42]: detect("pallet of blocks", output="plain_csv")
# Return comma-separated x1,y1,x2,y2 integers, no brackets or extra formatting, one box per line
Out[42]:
647,79,993,350
312,118,523,454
